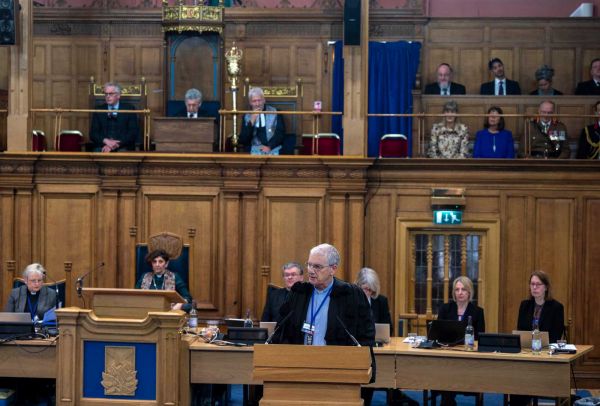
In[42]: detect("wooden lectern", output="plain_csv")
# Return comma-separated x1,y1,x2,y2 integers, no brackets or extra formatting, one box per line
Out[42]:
253,344,372,405
56,288,186,405
152,116,216,152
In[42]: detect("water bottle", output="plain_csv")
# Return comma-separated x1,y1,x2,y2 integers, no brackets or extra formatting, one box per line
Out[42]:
531,321,542,355
188,300,198,330
464,315,475,351
244,308,254,328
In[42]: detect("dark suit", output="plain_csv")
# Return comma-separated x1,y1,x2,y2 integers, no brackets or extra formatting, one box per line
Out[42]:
575,80,600,96
273,278,375,346
90,102,140,151
261,286,289,322
172,105,217,119
370,294,393,335
529,89,563,96
577,123,600,159
480,79,521,95
424,82,466,95
238,106,286,153
517,298,564,343
437,301,485,339
5,285,57,320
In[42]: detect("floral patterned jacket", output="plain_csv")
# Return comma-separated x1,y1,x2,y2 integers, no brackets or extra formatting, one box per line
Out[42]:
428,122,470,158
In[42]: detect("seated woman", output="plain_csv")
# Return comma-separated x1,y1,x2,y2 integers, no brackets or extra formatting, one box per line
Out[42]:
511,270,565,406
529,65,563,96
428,100,470,159
517,270,564,343
5,263,57,321
135,249,193,311
437,276,485,406
473,106,515,158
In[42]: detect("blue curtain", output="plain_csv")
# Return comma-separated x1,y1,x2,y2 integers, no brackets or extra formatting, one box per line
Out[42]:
331,41,344,146
368,41,421,157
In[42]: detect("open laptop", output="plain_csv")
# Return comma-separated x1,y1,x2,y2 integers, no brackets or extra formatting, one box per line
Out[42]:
375,323,391,345
512,330,550,348
259,321,276,337
426,319,467,346
0,312,33,339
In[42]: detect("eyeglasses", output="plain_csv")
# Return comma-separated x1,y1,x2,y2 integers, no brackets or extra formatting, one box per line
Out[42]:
104,92,119,96
306,262,332,272
530,282,545,287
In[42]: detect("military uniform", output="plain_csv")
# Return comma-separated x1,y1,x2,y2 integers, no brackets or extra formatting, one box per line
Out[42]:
522,120,570,159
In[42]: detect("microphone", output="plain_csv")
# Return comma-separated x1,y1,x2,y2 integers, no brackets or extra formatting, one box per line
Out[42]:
43,270,61,309
336,315,361,347
265,310,294,345
76,262,105,297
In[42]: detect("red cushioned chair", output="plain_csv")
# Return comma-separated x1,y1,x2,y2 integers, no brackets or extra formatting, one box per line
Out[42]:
379,133,408,158
55,130,84,152
32,130,47,151
301,133,341,155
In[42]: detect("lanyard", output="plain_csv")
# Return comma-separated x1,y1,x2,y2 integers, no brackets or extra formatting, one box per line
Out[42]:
309,283,333,327
27,295,39,321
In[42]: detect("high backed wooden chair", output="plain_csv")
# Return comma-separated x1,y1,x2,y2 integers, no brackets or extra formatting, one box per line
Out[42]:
13,277,67,309
89,77,149,150
135,232,190,287
242,78,303,155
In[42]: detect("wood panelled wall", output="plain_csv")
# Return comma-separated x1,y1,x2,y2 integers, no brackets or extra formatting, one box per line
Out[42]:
0,154,599,385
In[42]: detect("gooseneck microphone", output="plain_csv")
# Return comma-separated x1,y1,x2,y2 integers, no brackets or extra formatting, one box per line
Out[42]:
76,262,105,297
265,310,294,345
336,315,361,347
43,270,61,309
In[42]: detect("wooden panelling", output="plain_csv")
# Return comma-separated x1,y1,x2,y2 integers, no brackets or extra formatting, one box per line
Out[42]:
581,198,600,362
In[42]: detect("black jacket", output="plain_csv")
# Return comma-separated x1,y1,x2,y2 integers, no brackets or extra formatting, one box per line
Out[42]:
437,301,485,339
273,278,375,346
517,298,564,343
90,102,140,151
370,294,393,335
261,286,289,322
6,285,57,320
577,123,600,159
424,82,466,95
575,80,600,96
480,79,521,95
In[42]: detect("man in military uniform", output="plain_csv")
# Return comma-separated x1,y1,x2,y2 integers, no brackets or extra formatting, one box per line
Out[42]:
576,100,600,159
521,100,570,159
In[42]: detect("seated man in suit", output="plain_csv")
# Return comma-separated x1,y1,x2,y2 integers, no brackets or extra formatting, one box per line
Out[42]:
5,263,57,321
90,82,140,152
238,87,285,155
424,63,466,96
261,262,304,322
173,88,203,118
521,100,570,159
480,57,521,96
575,58,600,96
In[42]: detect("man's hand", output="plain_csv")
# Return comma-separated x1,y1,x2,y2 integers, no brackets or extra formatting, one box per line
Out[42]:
102,138,121,152
249,108,262,125
259,145,271,153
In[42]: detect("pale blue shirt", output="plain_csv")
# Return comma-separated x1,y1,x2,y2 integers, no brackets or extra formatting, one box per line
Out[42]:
304,279,334,346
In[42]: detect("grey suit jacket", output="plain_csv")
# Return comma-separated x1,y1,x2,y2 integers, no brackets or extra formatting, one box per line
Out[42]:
5,285,57,320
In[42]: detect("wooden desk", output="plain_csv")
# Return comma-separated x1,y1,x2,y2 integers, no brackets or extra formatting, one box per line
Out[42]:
188,337,593,397
0,339,57,379
152,117,216,152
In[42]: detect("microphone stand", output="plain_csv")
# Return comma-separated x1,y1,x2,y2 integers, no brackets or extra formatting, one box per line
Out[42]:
336,315,361,347
43,271,61,309
265,311,294,344
76,262,105,298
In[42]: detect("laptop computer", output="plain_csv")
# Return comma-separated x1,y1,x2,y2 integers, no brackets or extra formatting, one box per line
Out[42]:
375,323,391,345
478,333,521,353
0,312,33,339
226,327,269,346
259,321,276,337
512,330,550,348
427,319,467,346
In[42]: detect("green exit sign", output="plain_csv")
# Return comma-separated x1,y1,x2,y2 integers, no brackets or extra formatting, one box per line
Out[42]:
433,210,462,225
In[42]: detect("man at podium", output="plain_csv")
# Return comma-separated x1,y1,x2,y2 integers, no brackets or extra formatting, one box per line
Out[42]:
272,243,374,347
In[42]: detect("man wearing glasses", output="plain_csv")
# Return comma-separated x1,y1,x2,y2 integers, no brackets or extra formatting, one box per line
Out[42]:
261,262,304,322
90,82,140,152
272,243,374,347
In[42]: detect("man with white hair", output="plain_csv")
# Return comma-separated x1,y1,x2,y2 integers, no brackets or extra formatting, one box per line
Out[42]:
273,243,374,347
5,263,57,321
239,87,286,155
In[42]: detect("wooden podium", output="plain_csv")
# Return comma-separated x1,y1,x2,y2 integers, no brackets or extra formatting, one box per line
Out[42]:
253,344,372,405
152,116,216,152
56,288,186,405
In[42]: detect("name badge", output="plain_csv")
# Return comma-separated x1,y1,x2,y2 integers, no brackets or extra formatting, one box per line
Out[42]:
301,322,314,335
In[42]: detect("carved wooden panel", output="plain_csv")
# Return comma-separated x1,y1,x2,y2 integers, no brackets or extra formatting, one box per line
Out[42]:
581,198,600,362
142,186,220,311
